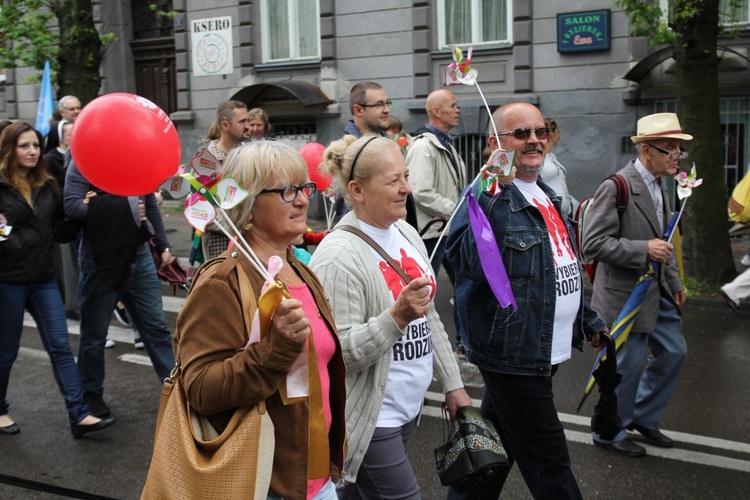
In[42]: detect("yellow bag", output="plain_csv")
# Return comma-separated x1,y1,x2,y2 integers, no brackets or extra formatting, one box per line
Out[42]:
728,170,750,223
142,260,274,499
140,374,274,500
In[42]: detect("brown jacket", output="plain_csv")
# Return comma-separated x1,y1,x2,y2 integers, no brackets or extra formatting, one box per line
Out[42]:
173,250,346,500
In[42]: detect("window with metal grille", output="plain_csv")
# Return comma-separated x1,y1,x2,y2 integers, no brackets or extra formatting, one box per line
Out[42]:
451,133,489,181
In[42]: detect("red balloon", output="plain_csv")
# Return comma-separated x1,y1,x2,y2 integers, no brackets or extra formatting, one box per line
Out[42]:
70,93,181,196
299,142,330,191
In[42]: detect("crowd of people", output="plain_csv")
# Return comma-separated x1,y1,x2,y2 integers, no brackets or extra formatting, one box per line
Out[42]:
0,82,746,499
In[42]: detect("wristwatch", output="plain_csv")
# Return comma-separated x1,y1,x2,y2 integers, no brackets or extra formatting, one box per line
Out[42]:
162,247,171,254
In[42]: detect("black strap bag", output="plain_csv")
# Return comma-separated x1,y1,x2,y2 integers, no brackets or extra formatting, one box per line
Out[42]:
434,405,510,493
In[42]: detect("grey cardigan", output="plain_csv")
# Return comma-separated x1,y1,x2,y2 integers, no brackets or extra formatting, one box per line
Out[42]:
309,211,464,483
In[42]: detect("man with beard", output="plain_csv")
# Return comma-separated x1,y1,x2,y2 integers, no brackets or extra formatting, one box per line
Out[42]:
583,113,690,457
201,100,251,259
446,102,606,499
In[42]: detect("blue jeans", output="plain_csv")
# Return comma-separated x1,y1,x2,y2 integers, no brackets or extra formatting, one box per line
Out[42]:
0,279,89,425
77,251,174,395
594,295,686,444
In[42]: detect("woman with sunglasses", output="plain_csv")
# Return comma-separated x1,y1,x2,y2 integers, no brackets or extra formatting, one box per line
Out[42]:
0,122,114,438
310,135,472,499
173,141,346,499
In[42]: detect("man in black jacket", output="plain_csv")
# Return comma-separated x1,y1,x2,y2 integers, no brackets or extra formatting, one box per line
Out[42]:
64,160,175,418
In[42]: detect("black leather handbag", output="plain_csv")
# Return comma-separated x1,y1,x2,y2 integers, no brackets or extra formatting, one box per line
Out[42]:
434,405,510,493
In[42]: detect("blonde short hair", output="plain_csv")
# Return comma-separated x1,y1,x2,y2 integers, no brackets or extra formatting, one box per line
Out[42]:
321,135,399,205
222,141,308,228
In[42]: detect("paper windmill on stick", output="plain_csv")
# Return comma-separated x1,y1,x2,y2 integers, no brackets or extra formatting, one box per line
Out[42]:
445,47,478,86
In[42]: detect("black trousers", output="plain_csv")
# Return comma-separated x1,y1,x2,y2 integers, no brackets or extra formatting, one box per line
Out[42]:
448,366,582,500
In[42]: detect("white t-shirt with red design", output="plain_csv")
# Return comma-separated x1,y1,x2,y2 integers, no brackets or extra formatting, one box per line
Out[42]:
358,221,437,427
514,179,581,364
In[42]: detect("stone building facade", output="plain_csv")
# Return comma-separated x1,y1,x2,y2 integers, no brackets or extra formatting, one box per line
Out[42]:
1,0,749,201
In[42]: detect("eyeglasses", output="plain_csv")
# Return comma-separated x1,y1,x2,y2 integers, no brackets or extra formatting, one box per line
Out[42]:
358,100,393,109
259,182,316,203
645,143,689,160
498,127,549,141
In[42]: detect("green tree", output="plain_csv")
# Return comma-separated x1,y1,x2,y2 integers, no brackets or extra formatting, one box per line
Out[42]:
0,0,110,104
617,0,741,287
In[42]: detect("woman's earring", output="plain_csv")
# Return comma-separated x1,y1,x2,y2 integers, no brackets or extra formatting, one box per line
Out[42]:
244,222,253,231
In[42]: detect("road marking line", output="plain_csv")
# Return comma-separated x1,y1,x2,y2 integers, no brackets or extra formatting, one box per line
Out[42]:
118,353,155,367
564,429,750,473
423,391,750,457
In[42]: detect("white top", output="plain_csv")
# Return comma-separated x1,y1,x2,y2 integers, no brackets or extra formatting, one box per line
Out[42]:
515,179,581,364
541,152,579,218
358,221,436,427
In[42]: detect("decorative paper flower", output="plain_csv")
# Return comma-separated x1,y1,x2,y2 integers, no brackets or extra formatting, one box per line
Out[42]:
0,213,12,241
674,164,703,200
158,146,248,232
445,46,478,86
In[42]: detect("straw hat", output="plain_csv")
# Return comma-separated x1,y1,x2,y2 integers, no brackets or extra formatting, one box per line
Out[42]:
631,113,693,144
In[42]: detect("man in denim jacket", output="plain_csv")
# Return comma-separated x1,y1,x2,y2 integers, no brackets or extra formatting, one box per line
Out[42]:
446,102,606,499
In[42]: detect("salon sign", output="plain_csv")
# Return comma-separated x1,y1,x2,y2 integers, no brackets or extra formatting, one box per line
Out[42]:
557,10,610,53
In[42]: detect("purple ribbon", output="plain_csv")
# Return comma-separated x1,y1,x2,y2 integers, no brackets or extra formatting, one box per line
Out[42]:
466,189,518,312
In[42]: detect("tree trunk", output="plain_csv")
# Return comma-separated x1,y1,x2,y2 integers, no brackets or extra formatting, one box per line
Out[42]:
54,0,102,105
672,0,736,284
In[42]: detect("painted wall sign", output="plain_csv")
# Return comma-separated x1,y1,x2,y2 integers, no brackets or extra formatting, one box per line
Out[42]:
190,16,233,76
557,10,611,53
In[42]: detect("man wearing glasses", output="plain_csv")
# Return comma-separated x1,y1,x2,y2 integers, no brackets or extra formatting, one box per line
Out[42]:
583,112,690,457
340,83,419,229
446,102,606,499
344,81,392,137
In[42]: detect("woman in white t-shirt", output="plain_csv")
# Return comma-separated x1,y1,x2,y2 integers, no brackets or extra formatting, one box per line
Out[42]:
310,135,472,499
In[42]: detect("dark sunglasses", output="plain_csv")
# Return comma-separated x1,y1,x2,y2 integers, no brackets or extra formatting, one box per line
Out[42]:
498,127,549,141
259,182,317,203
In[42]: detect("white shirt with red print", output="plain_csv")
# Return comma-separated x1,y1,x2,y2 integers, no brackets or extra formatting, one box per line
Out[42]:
358,220,437,427
514,179,581,364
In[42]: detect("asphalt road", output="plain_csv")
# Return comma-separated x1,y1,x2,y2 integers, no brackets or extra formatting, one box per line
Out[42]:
1,210,749,499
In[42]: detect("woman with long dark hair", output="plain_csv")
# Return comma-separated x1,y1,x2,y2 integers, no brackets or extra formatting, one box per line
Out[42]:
0,122,114,437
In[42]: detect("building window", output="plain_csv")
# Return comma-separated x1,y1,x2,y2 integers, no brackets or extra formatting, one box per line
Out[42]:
660,0,750,24
261,0,320,63
720,0,750,24
438,0,511,49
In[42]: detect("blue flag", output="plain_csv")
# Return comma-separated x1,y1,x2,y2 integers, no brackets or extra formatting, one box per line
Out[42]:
35,61,54,137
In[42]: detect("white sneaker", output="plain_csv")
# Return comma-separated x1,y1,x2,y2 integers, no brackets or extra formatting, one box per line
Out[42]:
105,339,115,348
134,334,144,350
741,254,750,266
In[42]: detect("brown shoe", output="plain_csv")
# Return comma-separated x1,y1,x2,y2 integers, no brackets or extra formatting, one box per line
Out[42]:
594,437,647,457
628,423,674,448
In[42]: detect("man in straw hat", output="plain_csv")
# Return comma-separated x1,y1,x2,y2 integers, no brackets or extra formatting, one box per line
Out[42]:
582,112,691,457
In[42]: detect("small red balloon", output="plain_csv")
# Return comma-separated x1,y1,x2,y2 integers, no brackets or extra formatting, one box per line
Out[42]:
299,142,331,191
397,136,408,148
70,93,181,196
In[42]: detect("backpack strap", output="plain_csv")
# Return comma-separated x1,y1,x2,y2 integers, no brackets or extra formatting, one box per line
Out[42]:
609,174,629,214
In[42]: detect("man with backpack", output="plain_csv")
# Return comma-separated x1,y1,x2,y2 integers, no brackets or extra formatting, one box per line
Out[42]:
583,112,690,457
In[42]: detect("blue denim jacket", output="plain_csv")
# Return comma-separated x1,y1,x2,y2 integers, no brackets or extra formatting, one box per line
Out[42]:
446,180,605,376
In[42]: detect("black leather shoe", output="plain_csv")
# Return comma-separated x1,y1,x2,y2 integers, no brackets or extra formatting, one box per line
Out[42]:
0,423,20,435
71,417,115,438
594,437,647,457
720,289,739,314
83,393,111,417
628,423,674,448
